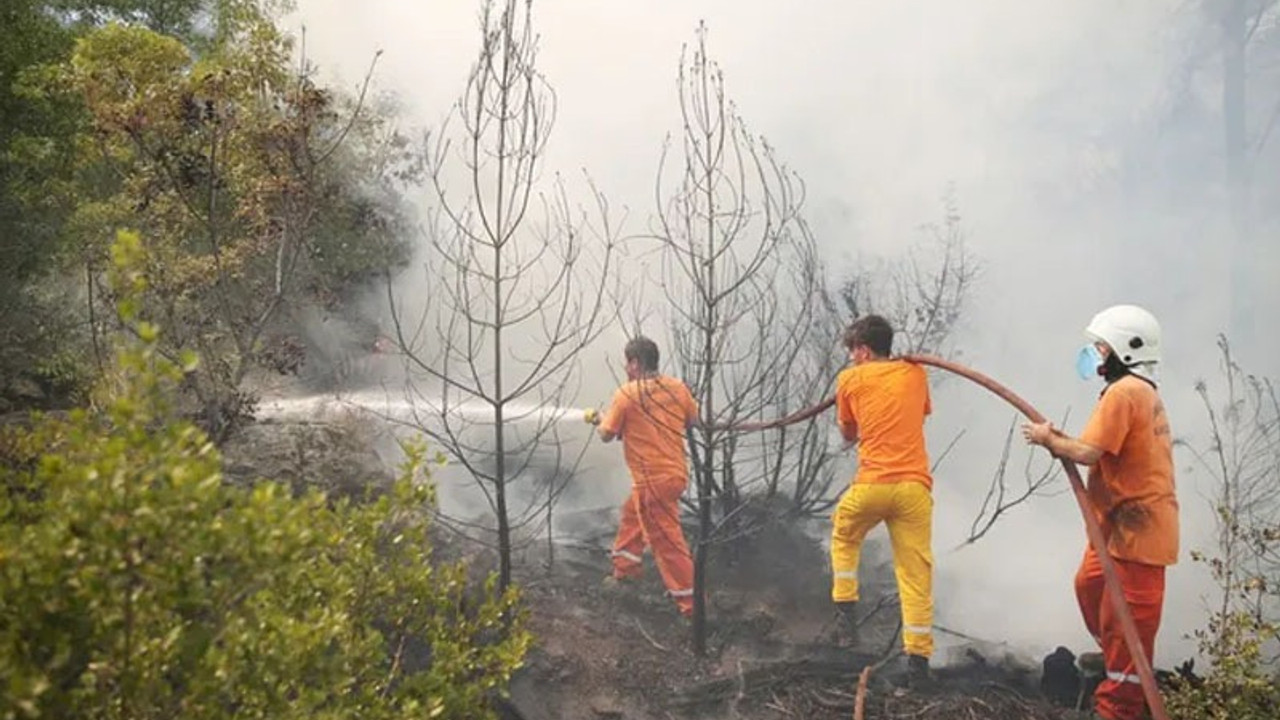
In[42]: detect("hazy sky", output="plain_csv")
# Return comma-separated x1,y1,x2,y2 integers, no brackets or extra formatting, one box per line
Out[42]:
288,0,1278,665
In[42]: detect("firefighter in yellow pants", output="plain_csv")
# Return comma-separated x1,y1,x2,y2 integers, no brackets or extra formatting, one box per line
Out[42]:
831,315,935,686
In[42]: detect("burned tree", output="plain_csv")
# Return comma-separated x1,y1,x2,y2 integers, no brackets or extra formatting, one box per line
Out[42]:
651,23,823,654
783,196,979,517
1217,0,1280,349
1184,337,1280,634
386,0,617,591
831,194,976,357
646,26,982,653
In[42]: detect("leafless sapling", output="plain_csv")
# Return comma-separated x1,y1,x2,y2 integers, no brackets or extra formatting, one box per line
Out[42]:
385,0,618,591
651,22,821,654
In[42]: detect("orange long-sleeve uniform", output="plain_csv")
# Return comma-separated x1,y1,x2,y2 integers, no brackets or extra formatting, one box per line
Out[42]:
830,360,935,658
1075,374,1179,720
599,375,699,616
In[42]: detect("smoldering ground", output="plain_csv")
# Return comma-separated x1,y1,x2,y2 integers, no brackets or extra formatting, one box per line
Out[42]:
281,0,1280,668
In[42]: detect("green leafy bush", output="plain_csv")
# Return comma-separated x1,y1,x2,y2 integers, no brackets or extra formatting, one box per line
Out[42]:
0,231,529,720
1165,608,1279,720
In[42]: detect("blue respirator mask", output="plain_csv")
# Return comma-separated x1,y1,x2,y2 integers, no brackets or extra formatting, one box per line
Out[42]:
1075,344,1104,380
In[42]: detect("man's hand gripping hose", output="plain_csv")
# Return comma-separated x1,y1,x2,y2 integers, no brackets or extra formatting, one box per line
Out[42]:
693,353,1169,720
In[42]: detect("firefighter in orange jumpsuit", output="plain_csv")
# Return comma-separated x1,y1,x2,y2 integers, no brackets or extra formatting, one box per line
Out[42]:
588,336,699,617
1023,304,1179,720
830,314,935,686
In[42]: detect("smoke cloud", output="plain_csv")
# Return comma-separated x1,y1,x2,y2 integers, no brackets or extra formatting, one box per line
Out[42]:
287,0,1278,666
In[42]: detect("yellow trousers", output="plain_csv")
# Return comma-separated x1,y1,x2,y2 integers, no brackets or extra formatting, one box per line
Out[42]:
831,481,934,658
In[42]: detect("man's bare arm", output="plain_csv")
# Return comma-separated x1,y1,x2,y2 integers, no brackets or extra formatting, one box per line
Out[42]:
1022,421,1103,465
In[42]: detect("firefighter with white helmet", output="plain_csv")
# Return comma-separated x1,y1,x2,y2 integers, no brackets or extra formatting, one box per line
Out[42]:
1023,304,1180,720
1077,304,1162,383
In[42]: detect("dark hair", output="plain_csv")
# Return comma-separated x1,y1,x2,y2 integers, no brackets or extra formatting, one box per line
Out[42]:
625,336,660,372
842,315,894,357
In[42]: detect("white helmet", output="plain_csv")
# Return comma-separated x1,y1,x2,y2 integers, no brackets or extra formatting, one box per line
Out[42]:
1083,304,1162,381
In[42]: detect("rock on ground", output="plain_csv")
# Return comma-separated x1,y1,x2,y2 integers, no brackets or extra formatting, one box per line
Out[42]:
219,417,397,499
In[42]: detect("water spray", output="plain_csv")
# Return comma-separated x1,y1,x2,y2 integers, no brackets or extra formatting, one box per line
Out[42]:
259,390,589,426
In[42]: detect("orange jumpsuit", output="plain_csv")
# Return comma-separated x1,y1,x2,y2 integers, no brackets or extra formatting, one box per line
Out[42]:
1076,375,1179,720
599,375,699,616
830,360,935,658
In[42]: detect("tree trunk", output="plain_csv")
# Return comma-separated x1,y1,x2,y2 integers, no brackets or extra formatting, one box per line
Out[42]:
492,0,515,593
1223,0,1253,347
86,260,104,373
690,426,712,656
691,63,719,655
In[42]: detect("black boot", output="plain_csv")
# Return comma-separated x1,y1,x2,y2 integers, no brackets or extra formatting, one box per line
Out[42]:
834,601,859,646
906,654,931,688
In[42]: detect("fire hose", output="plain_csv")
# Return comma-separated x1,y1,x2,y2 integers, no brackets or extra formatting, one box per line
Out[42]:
701,353,1169,720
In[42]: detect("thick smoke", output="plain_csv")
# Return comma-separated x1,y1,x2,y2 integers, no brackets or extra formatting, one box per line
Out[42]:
288,0,1278,666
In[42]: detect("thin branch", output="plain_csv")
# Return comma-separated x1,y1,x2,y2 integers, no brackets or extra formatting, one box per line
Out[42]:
960,414,1064,548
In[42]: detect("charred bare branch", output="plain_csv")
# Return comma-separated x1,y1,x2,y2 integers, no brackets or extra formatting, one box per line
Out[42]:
962,415,1064,548
1183,336,1280,644
646,22,826,654
384,0,618,591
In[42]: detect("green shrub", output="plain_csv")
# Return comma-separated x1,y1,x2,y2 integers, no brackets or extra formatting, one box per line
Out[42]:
0,230,529,720
1165,608,1280,720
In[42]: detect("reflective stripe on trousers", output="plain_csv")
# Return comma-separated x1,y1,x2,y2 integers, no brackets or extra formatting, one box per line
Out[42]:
1107,671,1141,685
830,481,935,658
1075,545,1166,720
611,479,695,615
611,549,643,564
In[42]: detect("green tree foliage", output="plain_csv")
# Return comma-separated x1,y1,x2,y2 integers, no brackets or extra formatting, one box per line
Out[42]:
43,1,283,46
0,230,529,720
0,1,227,398
0,2,84,393
67,19,409,434
0,1,291,290
2,2,416,421
1166,610,1280,720
0,1,76,282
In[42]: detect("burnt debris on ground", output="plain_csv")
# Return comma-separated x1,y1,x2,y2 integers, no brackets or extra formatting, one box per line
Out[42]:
666,634,1065,719
776,676,1067,720
437,494,1202,720
490,498,1101,720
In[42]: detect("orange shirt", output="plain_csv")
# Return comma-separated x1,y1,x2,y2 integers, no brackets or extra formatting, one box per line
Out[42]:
835,360,933,490
600,375,699,486
1080,375,1180,566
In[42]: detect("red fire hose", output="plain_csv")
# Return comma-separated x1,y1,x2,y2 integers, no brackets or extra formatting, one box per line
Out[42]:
709,353,1168,720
